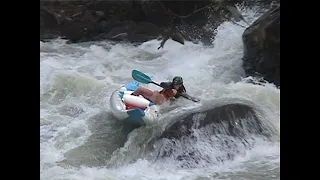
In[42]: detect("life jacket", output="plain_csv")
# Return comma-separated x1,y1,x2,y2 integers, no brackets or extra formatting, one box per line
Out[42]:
159,84,186,99
159,89,175,100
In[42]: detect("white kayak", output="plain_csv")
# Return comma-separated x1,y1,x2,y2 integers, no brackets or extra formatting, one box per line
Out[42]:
109,81,160,126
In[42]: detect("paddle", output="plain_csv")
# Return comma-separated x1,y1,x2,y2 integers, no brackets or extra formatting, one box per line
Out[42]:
132,70,200,102
180,92,200,102
131,69,164,88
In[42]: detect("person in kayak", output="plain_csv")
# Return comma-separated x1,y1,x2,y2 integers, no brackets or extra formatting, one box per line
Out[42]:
131,76,186,105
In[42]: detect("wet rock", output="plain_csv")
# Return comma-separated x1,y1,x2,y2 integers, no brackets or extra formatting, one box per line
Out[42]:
153,102,276,167
95,11,104,17
242,5,280,87
40,0,254,45
159,103,271,140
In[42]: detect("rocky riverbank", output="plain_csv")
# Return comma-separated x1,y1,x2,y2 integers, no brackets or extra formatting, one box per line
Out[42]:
242,3,280,87
40,0,271,44
40,0,280,87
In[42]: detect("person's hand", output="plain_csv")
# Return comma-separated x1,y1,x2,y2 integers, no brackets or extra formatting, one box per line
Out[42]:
172,89,178,96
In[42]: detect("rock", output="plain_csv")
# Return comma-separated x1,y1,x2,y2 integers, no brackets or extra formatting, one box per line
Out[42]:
158,28,185,49
152,103,276,166
270,1,280,9
129,21,161,42
102,20,161,43
159,103,273,140
225,5,248,24
95,11,104,17
40,0,253,45
227,0,278,8
105,21,136,38
242,5,280,87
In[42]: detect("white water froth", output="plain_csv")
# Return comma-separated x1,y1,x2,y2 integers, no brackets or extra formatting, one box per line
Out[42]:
40,6,279,180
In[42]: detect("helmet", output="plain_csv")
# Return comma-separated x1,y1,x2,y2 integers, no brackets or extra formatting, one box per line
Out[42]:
172,76,183,85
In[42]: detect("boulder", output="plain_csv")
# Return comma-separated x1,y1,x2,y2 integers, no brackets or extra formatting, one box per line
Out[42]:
159,103,272,140
40,0,252,45
242,5,280,87
153,103,276,166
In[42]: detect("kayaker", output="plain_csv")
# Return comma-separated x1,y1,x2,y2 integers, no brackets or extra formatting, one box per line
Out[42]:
131,76,186,105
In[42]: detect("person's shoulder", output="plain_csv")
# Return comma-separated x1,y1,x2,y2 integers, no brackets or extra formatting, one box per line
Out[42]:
161,81,172,84
160,81,173,89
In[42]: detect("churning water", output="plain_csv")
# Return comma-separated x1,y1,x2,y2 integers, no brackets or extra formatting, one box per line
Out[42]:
40,6,279,180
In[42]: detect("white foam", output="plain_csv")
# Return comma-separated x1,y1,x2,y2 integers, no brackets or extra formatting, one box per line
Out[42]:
40,6,279,180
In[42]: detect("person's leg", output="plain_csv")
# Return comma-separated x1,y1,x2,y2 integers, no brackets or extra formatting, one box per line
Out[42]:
132,87,167,105
152,91,166,105
132,87,154,99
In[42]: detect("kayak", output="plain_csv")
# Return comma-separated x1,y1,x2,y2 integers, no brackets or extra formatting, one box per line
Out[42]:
109,81,160,126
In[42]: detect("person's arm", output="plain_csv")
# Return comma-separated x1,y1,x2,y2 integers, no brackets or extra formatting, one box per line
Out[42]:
174,86,186,98
174,92,181,98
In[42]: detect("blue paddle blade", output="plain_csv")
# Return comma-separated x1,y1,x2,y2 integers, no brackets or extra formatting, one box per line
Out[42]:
132,70,152,84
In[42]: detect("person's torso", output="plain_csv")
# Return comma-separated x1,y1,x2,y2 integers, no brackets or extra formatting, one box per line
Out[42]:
159,82,186,99
160,89,175,99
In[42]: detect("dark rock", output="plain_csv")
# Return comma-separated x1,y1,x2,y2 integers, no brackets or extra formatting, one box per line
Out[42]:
242,5,280,87
152,102,276,166
40,0,253,45
228,0,278,8
158,28,185,49
159,103,273,140
95,11,105,17
102,20,161,43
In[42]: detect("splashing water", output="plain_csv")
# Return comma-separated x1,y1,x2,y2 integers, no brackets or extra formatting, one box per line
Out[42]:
40,6,279,180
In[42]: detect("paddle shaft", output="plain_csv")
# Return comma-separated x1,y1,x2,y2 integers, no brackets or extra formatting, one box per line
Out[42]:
151,81,162,87
180,92,200,102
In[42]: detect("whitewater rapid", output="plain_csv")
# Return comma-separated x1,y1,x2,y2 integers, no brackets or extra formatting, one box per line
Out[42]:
40,6,279,180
